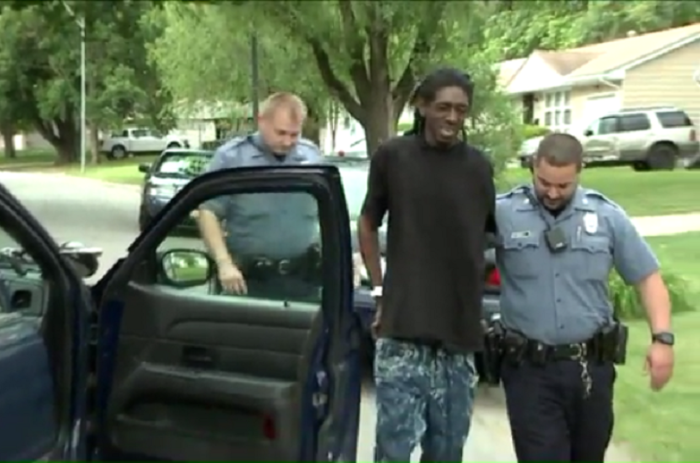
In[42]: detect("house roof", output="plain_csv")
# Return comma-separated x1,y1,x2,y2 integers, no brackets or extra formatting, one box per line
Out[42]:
497,58,526,87
566,22,700,78
505,22,700,88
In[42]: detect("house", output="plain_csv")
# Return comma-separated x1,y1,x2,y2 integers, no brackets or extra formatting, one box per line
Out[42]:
500,23,700,133
173,101,253,148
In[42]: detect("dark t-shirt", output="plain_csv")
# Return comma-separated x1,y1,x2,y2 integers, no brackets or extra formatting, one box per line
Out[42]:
361,135,496,352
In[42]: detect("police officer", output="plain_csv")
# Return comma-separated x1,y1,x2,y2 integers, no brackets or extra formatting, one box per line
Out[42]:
495,133,675,462
197,92,324,301
358,68,496,462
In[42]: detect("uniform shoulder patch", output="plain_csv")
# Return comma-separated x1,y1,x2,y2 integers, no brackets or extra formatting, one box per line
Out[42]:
296,137,320,150
216,136,249,154
497,185,528,202
583,188,621,209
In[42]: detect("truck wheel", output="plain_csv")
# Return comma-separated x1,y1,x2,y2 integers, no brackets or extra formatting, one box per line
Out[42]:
647,143,677,170
167,142,181,149
632,161,650,172
109,145,127,160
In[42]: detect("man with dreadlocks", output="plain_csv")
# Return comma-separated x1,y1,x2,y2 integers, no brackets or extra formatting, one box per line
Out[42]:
358,68,497,462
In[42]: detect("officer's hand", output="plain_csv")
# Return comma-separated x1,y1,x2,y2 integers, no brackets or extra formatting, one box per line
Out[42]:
218,261,247,295
644,342,674,391
371,300,382,339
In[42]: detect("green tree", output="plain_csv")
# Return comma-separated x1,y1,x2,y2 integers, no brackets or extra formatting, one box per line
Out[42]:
150,1,524,169
222,0,454,155
147,2,333,144
0,1,173,164
481,0,700,60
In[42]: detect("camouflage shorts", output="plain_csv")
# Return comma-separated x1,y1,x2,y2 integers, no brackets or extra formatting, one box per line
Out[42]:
373,338,478,463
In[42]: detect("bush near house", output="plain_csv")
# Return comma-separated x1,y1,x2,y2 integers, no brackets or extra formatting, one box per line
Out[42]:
521,124,551,140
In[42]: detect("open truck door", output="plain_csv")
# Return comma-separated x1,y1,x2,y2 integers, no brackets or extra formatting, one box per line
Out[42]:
0,184,94,461
92,165,361,461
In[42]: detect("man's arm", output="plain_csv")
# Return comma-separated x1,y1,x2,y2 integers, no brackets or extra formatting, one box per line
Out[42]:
357,145,389,287
198,144,240,266
610,207,671,333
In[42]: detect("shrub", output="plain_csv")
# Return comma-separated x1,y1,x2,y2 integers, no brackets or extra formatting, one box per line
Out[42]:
609,270,695,320
521,124,551,140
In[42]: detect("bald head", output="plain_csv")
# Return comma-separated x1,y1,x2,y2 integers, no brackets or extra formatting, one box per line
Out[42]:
258,92,308,154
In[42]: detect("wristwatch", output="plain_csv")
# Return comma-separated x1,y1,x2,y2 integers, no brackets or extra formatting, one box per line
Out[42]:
370,286,383,299
652,332,675,346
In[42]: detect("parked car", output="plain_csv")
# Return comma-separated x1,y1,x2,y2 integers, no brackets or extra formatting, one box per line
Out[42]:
102,127,189,160
517,136,543,168
137,148,213,232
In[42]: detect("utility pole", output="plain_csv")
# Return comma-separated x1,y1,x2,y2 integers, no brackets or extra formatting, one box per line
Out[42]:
61,1,87,173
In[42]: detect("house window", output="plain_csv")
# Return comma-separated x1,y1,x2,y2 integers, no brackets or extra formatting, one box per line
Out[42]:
542,91,571,131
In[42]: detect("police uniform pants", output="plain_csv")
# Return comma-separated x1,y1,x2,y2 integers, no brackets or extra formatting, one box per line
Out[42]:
501,359,616,462
373,338,477,463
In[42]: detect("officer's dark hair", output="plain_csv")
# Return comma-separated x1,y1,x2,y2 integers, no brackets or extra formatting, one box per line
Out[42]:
403,68,475,137
533,133,584,172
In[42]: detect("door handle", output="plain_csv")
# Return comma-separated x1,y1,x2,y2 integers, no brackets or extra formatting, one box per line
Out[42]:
181,345,216,368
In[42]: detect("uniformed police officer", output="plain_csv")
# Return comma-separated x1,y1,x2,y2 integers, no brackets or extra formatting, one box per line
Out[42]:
197,92,324,301
495,133,675,462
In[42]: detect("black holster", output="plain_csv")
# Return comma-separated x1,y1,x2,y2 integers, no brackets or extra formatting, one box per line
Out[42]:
481,318,506,385
596,320,629,365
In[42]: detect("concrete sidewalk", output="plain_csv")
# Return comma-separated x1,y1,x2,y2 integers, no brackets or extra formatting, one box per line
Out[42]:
632,212,700,237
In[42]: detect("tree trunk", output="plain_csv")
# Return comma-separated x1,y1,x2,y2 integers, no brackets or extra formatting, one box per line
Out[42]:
89,122,101,165
328,102,339,152
54,137,78,165
1,125,16,159
31,115,78,165
303,103,324,146
360,91,395,157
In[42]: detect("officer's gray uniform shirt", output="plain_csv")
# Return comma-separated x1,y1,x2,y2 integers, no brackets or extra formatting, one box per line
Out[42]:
495,185,659,345
200,133,323,259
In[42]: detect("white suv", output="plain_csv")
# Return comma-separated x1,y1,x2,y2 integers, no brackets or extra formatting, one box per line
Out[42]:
580,107,698,171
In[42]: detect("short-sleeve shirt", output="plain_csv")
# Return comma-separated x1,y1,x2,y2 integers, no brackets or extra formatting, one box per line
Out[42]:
361,135,496,353
495,185,659,344
200,133,324,259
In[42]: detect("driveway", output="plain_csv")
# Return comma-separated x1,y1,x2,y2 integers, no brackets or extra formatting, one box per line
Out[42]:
4,171,692,462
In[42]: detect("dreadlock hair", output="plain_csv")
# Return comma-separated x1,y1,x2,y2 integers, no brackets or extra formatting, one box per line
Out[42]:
403,68,475,139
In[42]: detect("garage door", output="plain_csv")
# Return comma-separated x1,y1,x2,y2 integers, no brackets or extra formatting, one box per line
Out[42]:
582,93,622,124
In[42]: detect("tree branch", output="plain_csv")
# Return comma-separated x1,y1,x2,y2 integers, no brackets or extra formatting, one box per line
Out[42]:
366,3,390,95
338,0,371,104
307,37,365,123
391,2,448,117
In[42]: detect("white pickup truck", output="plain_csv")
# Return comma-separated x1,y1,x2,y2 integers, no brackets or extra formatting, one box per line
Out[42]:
101,128,189,159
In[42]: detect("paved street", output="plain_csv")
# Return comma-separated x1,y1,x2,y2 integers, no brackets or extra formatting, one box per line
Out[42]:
6,171,693,461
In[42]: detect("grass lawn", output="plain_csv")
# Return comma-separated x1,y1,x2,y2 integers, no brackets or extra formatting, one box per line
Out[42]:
502,167,700,217
66,159,152,185
36,156,153,185
0,149,56,167
613,231,700,461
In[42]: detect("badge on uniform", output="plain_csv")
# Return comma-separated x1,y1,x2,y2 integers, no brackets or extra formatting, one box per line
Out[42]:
583,212,598,234
510,231,532,239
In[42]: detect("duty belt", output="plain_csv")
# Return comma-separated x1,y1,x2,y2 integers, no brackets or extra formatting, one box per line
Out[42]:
525,339,597,362
241,256,301,277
